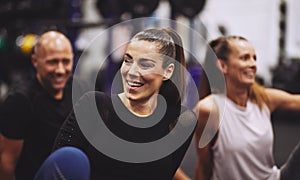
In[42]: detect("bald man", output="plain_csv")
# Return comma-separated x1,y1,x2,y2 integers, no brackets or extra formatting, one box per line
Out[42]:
0,31,76,180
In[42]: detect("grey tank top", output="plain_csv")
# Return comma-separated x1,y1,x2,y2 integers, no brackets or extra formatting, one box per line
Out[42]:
210,94,280,180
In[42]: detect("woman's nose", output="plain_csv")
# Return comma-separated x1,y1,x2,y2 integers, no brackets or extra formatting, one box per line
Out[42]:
128,63,140,77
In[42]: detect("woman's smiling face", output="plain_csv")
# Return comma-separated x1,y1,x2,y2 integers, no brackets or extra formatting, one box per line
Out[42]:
121,40,170,103
221,39,257,88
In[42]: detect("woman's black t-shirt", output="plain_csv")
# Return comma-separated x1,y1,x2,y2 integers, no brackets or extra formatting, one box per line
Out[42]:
53,91,197,180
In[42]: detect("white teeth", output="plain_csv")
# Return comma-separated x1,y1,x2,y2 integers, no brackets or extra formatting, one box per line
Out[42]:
245,71,254,76
127,81,143,87
54,77,64,81
53,76,65,82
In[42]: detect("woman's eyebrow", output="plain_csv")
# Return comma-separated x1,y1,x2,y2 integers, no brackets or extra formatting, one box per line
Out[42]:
124,53,133,59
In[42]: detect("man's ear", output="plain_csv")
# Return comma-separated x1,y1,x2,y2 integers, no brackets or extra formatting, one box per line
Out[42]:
31,54,38,68
216,59,227,74
163,63,175,81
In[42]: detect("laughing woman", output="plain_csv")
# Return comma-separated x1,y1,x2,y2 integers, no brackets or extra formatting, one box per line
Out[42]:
53,28,197,180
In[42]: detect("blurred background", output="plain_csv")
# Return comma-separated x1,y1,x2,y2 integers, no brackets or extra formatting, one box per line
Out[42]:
0,0,299,178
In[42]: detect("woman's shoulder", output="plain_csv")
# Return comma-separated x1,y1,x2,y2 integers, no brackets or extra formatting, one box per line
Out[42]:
74,91,113,112
194,95,217,115
264,87,300,112
193,95,220,132
79,91,111,102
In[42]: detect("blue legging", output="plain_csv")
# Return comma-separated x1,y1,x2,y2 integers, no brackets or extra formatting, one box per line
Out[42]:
34,147,90,180
280,141,300,180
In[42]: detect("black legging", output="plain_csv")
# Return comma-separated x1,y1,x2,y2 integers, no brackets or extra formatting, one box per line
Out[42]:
280,141,300,180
